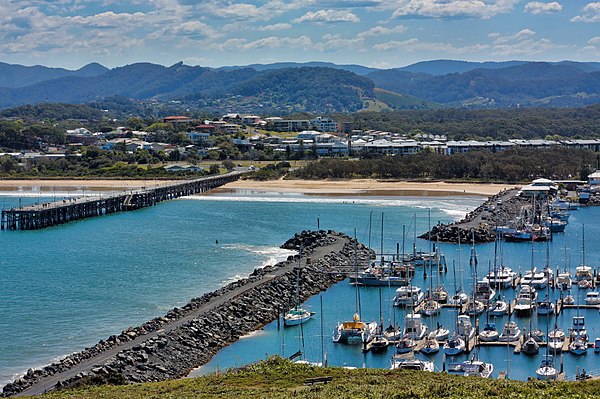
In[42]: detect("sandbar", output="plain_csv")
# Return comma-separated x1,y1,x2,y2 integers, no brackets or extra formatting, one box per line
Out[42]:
222,179,519,197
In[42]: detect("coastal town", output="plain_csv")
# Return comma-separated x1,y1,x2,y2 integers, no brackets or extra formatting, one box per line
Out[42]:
3,113,600,168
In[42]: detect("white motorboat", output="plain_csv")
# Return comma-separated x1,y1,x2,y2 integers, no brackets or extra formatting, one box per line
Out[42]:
555,272,572,291
548,335,564,353
483,266,516,289
393,286,425,307
531,272,549,289
536,356,559,380
432,287,448,304
332,313,378,344
513,285,537,316
585,291,600,305
595,337,600,353
478,322,499,342
521,269,536,286
569,335,588,355
456,314,475,341
488,299,509,316
498,321,522,342
570,316,587,340
462,357,494,378
390,355,434,371
403,313,429,340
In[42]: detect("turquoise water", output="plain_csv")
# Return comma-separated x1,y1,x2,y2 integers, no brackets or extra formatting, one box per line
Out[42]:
0,189,598,384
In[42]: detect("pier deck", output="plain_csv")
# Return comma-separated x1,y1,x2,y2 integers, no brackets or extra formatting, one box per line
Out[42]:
1,172,240,230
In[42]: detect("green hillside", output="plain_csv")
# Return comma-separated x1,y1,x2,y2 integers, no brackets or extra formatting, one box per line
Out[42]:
374,88,438,109
35,357,597,399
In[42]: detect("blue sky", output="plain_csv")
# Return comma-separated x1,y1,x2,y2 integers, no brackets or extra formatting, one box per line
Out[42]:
2,1,600,69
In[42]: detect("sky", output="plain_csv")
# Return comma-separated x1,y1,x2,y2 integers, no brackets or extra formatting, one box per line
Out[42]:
2,0,600,70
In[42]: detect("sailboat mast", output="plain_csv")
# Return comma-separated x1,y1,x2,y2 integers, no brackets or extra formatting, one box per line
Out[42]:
380,212,385,265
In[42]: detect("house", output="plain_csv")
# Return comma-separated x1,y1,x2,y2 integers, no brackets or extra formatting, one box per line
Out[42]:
163,116,193,124
188,131,211,144
271,119,310,132
311,117,338,132
588,170,600,186
194,124,217,134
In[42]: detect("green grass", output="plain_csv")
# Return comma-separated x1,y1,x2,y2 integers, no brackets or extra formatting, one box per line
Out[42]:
35,357,600,399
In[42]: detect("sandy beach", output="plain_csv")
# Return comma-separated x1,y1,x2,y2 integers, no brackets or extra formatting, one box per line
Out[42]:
222,179,519,197
0,178,518,197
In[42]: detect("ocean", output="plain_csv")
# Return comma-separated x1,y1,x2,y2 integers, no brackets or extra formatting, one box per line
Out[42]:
0,187,597,385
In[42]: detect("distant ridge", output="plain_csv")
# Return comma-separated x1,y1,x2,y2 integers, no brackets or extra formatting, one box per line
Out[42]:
220,61,378,76
397,60,529,75
0,62,108,88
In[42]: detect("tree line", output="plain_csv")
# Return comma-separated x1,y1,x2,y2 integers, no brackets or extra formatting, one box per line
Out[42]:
290,148,598,182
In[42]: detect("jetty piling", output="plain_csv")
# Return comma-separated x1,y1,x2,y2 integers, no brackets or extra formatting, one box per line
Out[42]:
1,172,240,230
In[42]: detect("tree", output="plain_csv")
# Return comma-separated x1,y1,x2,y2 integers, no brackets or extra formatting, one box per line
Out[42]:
209,164,220,174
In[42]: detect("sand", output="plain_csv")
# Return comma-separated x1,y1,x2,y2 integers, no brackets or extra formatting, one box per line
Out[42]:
0,178,519,197
222,179,519,197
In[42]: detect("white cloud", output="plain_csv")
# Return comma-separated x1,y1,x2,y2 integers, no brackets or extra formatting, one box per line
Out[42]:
356,25,407,38
391,0,520,20
571,2,600,23
258,23,293,31
212,35,313,50
588,36,600,45
524,2,562,15
294,9,360,23
489,28,536,44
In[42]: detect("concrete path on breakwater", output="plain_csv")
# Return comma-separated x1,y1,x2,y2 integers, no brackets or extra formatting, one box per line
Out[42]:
7,232,353,397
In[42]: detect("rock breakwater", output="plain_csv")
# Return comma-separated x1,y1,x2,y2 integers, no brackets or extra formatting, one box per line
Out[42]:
3,230,372,397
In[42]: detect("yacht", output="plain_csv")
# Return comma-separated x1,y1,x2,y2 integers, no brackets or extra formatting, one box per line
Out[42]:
513,285,537,316
531,272,549,289
475,281,496,305
548,335,564,353
368,334,390,353
483,266,516,289
431,323,450,341
563,294,575,306
462,356,494,378
403,313,429,340
521,333,540,355
383,324,402,341
420,332,440,354
585,291,600,305
498,321,522,342
536,355,559,380
395,335,417,354
448,291,468,305
284,307,315,326
443,333,466,356
478,322,499,342
432,286,448,304
555,271,572,291
390,355,434,371
594,337,600,354
420,298,441,317
537,296,555,316
465,298,485,316
332,313,377,344
393,286,425,307
488,299,509,316
569,335,588,355
575,264,593,282
570,316,587,340
456,315,475,341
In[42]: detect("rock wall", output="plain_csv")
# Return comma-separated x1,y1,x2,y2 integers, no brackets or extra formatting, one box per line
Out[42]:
2,230,372,396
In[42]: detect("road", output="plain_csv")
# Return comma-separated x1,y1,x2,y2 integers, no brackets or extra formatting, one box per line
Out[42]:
14,235,348,397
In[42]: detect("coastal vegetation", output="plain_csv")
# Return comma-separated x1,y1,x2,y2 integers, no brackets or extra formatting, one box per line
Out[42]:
38,357,600,399
290,148,598,182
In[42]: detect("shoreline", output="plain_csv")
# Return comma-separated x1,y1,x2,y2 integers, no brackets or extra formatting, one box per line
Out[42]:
0,178,518,197
222,179,518,197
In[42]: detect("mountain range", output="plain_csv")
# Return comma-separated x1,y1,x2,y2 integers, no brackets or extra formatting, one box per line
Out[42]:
3,59,600,112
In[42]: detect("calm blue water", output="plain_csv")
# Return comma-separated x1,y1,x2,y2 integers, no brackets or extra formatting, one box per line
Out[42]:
0,188,598,385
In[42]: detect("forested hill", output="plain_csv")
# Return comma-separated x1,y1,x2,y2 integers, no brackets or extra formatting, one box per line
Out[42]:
367,62,600,108
4,60,600,111
0,63,373,113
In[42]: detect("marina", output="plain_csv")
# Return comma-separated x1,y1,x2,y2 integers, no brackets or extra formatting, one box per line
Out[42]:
2,186,600,393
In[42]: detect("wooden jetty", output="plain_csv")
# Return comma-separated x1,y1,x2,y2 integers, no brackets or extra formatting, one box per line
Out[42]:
1,172,241,230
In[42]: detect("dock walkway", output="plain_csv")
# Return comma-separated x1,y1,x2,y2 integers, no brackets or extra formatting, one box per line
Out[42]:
1,172,240,230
